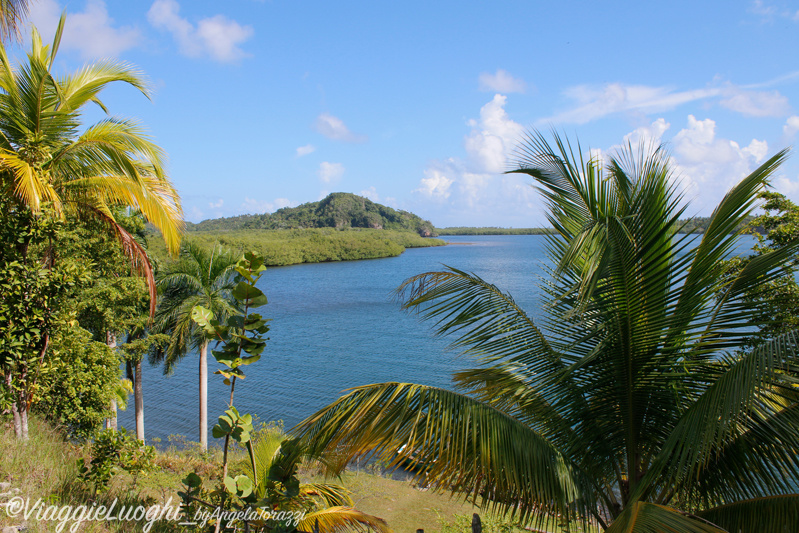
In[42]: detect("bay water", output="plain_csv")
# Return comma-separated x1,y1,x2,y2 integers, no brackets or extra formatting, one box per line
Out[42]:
118,234,755,445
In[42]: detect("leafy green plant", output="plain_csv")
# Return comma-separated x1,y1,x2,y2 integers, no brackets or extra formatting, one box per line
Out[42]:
78,428,156,496
177,250,271,531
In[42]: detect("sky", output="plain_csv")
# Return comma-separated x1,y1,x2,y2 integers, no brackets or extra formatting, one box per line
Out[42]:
14,0,799,227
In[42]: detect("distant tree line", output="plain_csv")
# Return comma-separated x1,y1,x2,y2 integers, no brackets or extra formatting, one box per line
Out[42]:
436,216,755,236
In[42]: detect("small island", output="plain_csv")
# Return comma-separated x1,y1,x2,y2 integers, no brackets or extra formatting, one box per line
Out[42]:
149,193,445,267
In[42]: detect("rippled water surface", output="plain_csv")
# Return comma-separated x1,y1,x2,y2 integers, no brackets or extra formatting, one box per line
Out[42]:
119,234,755,444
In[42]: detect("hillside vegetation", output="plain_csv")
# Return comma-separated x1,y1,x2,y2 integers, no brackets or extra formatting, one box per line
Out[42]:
188,192,437,237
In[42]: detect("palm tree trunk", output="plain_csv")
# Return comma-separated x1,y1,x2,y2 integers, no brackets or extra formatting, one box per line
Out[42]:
107,397,118,431
105,331,118,431
200,340,208,450
135,359,144,442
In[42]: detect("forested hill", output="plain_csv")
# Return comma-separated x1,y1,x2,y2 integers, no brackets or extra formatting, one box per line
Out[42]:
186,193,437,237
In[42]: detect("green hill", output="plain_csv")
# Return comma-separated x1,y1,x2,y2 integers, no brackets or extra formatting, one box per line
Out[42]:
187,192,437,237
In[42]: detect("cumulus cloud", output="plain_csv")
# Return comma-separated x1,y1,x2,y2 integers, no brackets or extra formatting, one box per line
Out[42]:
784,115,799,137
772,175,799,196
314,113,367,143
413,95,539,223
241,197,293,214
622,118,671,146
415,167,455,201
147,0,253,63
464,94,525,173
295,144,316,157
209,198,224,209
318,162,345,183
669,115,770,210
478,69,527,93
29,0,141,58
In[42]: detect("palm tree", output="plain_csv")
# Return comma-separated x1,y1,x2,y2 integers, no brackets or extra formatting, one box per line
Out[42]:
153,241,240,450
0,16,182,441
296,133,799,532
0,0,30,42
245,425,391,533
0,15,184,314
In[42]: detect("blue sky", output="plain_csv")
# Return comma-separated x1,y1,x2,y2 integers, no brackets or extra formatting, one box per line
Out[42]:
16,0,799,227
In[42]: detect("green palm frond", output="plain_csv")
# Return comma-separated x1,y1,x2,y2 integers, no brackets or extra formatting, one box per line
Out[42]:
695,494,799,532
297,131,798,532
297,382,588,526
605,502,724,533
152,240,240,370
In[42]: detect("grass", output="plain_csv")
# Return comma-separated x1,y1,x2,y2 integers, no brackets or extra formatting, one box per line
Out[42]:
0,418,560,533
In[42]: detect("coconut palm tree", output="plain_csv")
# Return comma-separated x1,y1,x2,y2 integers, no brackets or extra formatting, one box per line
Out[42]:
244,425,391,533
296,133,799,532
0,15,184,314
153,241,240,450
0,15,182,441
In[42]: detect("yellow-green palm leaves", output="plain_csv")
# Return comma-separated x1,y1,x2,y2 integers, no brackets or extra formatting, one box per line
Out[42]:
248,427,391,533
296,132,799,532
0,16,183,312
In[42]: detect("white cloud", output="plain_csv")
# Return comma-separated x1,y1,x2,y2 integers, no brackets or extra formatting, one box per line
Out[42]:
478,69,527,93
415,167,454,201
783,115,799,137
318,162,345,183
622,118,671,146
314,113,367,143
542,83,721,124
147,0,253,63
241,197,293,214
296,144,316,157
541,79,795,124
670,115,769,210
720,89,790,117
415,95,529,216
772,175,799,196
359,186,379,202
464,94,525,173
29,0,141,58
209,198,224,209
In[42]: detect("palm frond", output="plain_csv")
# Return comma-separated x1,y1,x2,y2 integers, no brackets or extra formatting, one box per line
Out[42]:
695,494,799,533
606,502,724,533
298,507,391,533
295,382,586,526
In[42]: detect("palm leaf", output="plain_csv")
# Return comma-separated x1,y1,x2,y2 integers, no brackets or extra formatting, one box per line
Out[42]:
695,495,799,533
298,507,391,533
295,382,586,526
606,502,724,533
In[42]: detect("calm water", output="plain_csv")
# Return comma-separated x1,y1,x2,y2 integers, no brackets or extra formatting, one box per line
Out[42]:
118,234,755,444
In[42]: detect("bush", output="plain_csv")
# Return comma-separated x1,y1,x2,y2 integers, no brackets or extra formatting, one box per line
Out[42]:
33,325,121,440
